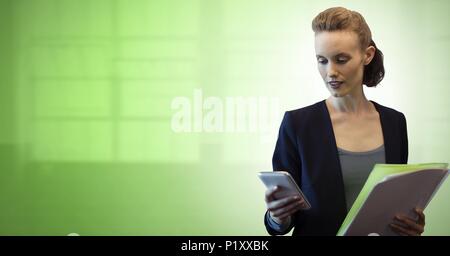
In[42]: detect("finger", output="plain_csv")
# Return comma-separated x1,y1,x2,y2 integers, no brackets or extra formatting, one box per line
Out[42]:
395,215,424,234
271,199,304,217
267,194,302,210
415,208,426,226
267,196,304,212
390,223,419,236
390,223,416,236
389,224,409,236
265,186,279,203
277,202,304,219
271,199,303,217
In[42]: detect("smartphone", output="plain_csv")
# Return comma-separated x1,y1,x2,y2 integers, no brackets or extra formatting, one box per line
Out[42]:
258,171,311,210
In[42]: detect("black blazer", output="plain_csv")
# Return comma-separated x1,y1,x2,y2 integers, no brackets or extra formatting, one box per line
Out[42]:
264,100,408,236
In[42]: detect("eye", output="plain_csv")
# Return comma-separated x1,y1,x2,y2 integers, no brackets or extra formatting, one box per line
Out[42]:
336,57,349,64
317,57,328,65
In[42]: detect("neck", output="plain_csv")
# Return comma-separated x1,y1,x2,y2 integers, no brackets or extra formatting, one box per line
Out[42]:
327,88,371,114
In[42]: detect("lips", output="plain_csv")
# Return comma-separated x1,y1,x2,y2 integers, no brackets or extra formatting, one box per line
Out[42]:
328,81,343,89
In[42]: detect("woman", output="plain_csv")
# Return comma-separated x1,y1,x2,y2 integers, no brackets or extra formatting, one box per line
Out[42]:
264,7,425,236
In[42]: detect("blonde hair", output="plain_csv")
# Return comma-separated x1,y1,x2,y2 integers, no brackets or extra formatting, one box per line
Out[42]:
312,7,384,87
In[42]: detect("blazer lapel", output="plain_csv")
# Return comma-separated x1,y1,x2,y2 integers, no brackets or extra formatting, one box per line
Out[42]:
320,100,347,208
371,101,394,163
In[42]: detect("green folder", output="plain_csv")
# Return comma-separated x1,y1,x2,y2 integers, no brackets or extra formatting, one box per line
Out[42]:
337,163,449,236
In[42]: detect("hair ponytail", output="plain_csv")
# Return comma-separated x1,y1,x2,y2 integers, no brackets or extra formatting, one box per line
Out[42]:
363,40,385,87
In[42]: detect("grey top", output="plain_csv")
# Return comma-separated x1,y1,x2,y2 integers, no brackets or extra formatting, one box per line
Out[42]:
267,144,386,232
338,145,385,211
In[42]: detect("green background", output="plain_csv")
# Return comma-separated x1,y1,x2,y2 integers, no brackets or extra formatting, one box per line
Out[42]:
0,0,449,235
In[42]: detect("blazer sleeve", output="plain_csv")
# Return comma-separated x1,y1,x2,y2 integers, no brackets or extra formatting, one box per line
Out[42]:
264,111,302,235
400,112,408,164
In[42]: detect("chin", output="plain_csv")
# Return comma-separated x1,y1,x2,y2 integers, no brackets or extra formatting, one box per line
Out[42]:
329,90,344,97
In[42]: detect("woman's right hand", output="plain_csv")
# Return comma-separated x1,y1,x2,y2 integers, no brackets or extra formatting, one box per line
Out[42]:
265,186,307,225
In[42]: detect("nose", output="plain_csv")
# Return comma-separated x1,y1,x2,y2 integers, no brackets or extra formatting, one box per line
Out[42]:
327,63,339,78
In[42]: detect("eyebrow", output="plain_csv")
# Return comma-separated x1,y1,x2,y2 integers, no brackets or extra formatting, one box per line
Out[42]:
316,53,351,58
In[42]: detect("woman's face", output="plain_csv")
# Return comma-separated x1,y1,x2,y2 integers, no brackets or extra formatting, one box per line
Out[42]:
314,30,373,98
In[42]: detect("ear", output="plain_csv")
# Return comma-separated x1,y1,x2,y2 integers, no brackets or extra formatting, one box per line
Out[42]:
364,46,376,65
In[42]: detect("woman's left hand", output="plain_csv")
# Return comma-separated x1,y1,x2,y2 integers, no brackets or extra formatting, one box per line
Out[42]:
390,208,425,236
